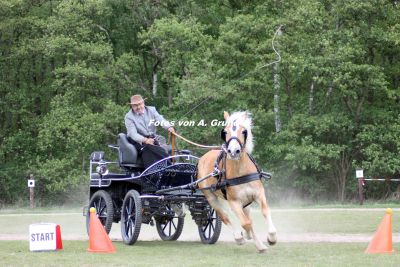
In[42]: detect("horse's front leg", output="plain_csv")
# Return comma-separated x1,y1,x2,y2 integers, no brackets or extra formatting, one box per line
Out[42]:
259,194,277,245
228,200,267,253
202,191,245,245
219,198,246,245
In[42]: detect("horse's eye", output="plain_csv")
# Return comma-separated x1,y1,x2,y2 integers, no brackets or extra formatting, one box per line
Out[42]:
242,130,248,140
221,129,227,141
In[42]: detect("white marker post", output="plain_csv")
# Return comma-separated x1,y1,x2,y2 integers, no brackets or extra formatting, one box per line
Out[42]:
28,174,35,209
356,169,364,205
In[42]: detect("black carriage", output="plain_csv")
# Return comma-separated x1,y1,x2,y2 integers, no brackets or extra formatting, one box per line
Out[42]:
85,133,222,245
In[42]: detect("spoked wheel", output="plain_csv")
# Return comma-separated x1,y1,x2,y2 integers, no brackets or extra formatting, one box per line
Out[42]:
198,207,222,244
121,189,142,245
86,190,114,235
155,205,184,241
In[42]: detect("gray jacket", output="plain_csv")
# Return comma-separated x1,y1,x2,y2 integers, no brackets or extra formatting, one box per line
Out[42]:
124,106,172,144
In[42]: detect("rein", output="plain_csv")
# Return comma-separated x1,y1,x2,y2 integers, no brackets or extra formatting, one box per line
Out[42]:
164,129,271,194
170,131,220,149
155,143,271,195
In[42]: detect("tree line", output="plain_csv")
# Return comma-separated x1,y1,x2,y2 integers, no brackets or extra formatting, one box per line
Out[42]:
0,0,399,205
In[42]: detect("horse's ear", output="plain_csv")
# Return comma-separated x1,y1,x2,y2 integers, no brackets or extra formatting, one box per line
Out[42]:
224,111,229,120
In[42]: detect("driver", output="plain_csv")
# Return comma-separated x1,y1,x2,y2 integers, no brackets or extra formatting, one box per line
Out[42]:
124,94,175,168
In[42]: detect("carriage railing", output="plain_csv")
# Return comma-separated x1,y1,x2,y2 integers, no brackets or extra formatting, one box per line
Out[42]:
89,154,199,182
140,154,198,177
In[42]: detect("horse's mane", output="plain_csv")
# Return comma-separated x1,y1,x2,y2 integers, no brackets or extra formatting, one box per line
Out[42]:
226,111,254,154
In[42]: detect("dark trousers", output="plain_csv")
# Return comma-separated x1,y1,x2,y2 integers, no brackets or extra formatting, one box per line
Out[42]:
141,144,169,168
128,135,169,168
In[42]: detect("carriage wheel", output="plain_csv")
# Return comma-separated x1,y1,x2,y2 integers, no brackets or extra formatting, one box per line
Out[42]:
155,205,184,241
198,207,222,244
86,190,114,235
121,189,142,245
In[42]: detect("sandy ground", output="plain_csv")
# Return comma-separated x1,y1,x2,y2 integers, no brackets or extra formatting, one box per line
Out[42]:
2,232,399,243
1,208,399,243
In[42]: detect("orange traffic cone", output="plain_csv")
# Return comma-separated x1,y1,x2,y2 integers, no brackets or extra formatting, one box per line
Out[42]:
365,208,393,254
87,207,116,253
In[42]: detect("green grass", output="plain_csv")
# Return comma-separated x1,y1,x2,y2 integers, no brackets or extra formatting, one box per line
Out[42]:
1,205,400,266
0,240,399,267
0,205,83,214
272,209,400,234
270,200,400,209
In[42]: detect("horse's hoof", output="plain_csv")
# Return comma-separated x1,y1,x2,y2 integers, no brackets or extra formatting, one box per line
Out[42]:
258,247,268,253
267,236,277,246
244,231,252,240
235,237,246,245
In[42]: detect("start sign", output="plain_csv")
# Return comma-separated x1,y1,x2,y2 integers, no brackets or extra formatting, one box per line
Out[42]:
29,223,63,251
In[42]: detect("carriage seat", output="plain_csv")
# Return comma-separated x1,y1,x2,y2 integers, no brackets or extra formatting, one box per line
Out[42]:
118,133,176,168
117,133,144,168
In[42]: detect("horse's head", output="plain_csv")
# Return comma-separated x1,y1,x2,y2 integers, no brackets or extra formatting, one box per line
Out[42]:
221,111,254,160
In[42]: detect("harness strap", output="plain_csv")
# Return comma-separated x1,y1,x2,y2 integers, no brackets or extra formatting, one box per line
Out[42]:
247,153,262,173
219,172,261,188
206,149,271,196
202,172,261,192
214,149,226,171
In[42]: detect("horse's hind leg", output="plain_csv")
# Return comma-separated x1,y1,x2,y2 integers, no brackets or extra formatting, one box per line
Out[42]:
242,206,252,240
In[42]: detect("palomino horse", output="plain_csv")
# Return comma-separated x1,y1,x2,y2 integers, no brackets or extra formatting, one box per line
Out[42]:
197,111,277,252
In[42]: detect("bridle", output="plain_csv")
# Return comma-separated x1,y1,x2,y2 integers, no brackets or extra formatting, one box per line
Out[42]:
220,127,248,152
